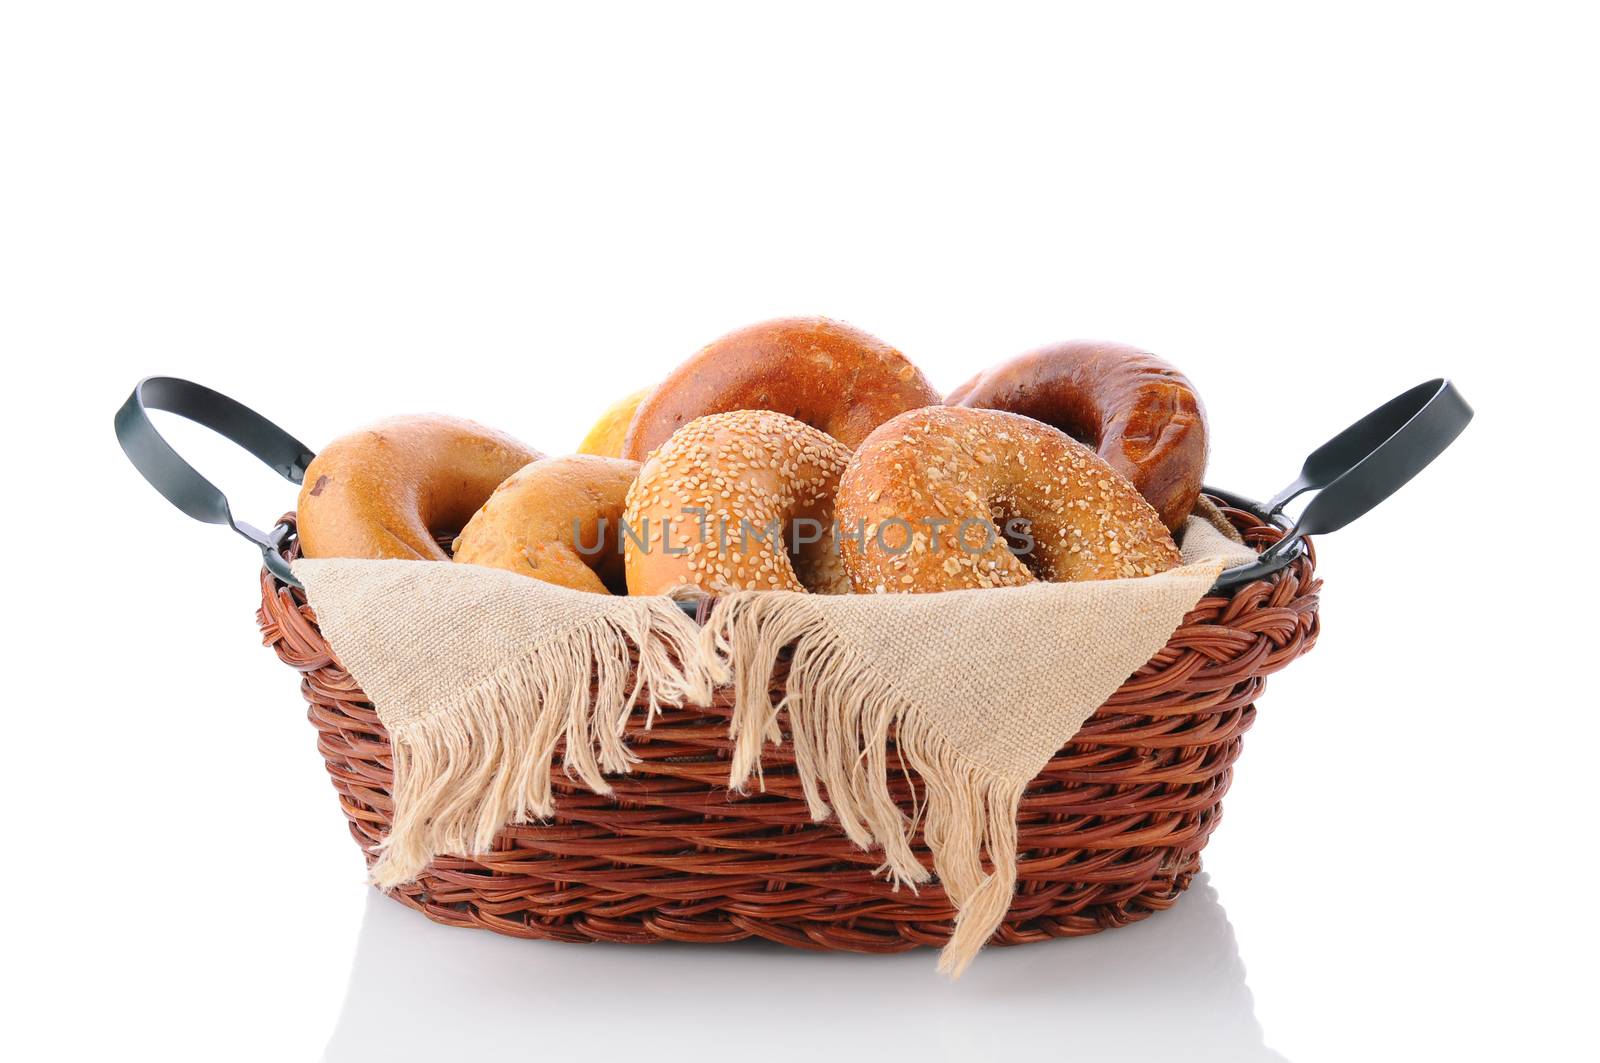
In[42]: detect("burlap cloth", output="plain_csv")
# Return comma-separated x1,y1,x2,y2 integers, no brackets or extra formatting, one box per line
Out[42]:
293,505,1257,976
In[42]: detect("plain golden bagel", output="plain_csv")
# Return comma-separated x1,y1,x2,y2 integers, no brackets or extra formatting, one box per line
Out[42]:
947,341,1208,531
620,316,939,462
296,415,543,561
623,410,853,596
835,406,1180,593
451,455,640,594
577,387,652,459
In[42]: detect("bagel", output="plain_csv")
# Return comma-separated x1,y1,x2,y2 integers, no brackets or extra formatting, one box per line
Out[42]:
947,341,1208,531
452,455,640,594
835,406,1180,593
623,410,853,596
620,316,939,462
296,415,543,561
577,387,652,459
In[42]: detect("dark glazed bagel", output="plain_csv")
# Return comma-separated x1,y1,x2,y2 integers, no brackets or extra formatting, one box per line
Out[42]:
947,341,1208,531
620,316,939,462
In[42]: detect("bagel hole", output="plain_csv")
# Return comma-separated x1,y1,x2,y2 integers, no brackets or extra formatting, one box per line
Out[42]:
1006,400,1102,452
787,519,850,595
992,501,1051,581
586,520,630,595
572,521,627,598
787,541,822,592
594,562,629,597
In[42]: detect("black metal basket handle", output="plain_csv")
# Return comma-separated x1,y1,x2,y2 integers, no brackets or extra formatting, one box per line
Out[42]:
1213,377,1473,589
115,375,1471,597
115,376,315,588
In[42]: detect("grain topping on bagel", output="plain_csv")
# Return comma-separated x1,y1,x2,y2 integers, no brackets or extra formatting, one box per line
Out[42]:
835,405,1180,593
624,409,853,596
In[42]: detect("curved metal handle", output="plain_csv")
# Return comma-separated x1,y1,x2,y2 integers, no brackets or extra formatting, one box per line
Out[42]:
1260,378,1472,567
114,377,316,587
1210,380,1471,589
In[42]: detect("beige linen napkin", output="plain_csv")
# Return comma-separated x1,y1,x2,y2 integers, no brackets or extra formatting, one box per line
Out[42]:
697,513,1256,975
290,560,718,887
293,512,1256,976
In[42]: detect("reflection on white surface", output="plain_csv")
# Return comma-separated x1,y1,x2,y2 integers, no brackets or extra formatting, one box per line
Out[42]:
323,873,1284,1062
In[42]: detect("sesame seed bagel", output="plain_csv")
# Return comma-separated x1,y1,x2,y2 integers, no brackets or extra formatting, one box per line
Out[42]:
451,455,640,594
835,406,1181,593
623,410,853,596
947,341,1208,532
620,316,940,462
297,415,543,561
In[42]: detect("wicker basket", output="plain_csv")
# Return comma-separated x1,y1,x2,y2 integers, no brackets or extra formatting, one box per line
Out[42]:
120,375,1471,952
257,499,1319,952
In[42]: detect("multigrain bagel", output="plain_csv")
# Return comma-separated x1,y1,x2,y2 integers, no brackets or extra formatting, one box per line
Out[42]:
452,455,640,594
623,410,853,596
835,406,1180,593
947,341,1208,531
296,415,543,561
620,317,939,462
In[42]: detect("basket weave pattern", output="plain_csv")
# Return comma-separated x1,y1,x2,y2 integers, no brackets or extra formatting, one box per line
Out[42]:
257,501,1318,952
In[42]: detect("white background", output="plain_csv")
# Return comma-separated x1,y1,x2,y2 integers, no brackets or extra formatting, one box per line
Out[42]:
3,3,1596,1060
